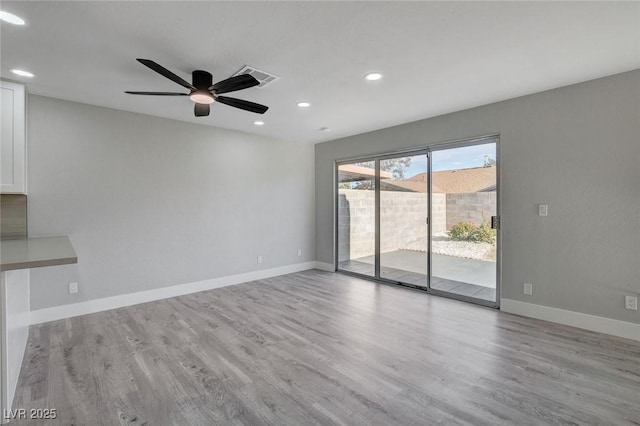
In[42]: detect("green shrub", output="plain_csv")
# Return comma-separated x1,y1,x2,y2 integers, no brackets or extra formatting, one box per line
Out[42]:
448,221,476,241
448,221,495,244
473,221,496,244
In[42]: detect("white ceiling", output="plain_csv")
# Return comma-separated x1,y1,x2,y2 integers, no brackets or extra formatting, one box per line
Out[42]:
1,1,639,144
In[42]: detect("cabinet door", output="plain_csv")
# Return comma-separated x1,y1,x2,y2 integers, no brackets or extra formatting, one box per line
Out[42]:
1,81,26,194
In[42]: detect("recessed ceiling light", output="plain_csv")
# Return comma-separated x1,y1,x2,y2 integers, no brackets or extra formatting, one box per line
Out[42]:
364,72,383,81
0,11,26,26
297,101,311,108
319,127,331,132
253,121,265,126
11,69,34,78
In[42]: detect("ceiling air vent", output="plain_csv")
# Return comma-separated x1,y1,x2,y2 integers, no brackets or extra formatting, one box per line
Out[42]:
232,66,279,88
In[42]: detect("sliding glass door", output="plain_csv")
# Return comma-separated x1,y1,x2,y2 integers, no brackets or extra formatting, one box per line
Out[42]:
336,136,499,307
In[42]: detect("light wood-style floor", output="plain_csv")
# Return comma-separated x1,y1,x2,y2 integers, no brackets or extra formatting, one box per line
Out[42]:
12,270,640,425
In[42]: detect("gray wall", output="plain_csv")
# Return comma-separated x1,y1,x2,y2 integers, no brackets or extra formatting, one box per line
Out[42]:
315,70,640,324
28,95,315,310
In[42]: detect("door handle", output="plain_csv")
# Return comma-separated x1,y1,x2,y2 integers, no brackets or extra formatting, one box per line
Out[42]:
491,216,500,229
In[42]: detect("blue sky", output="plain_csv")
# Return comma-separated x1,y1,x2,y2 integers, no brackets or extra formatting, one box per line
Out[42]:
404,143,496,177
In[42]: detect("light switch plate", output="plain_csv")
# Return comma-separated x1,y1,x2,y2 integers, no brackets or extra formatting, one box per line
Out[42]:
625,296,638,310
524,283,533,295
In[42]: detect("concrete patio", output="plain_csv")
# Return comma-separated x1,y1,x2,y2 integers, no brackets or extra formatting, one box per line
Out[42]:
339,249,497,302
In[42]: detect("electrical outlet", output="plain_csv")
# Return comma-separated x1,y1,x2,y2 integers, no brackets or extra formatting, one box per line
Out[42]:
257,255,263,264
69,282,78,294
523,283,533,295
538,204,548,217
297,249,302,257
625,296,638,311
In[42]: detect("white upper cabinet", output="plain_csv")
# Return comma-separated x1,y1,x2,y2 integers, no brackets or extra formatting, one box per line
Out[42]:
0,80,26,194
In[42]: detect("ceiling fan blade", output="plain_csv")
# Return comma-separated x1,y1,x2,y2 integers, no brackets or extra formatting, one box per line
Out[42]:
125,91,188,96
210,74,259,94
216,96,268,114
136,58,195,90
194,103,210,117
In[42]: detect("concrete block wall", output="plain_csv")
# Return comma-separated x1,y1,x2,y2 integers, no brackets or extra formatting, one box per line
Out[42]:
445,192,496,230
338,189,446,261
338,191,375,262
431,193,446,234
380,191,428,254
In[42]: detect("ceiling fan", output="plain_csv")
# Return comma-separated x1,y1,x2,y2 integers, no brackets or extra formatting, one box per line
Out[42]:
125,59,268,117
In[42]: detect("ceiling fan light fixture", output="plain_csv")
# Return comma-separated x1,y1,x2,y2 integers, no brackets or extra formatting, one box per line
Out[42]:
126,59,268,117
189,91,214,104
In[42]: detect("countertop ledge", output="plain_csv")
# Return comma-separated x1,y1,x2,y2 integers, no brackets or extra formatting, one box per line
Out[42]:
0,236,77,271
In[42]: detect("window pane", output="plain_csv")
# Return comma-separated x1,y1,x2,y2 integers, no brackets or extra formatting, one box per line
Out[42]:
337,161,375,277
431,142,497,302
379,154,428,287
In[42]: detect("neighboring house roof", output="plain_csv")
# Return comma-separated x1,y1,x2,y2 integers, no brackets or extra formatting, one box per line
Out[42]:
380,180,430,193
430,166,496,193
384,166,496,193
478,184,497,192
340,164,496,194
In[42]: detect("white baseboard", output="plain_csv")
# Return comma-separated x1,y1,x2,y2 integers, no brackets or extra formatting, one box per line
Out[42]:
30,262,316,325
314,261,335,272
501,298,640,342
